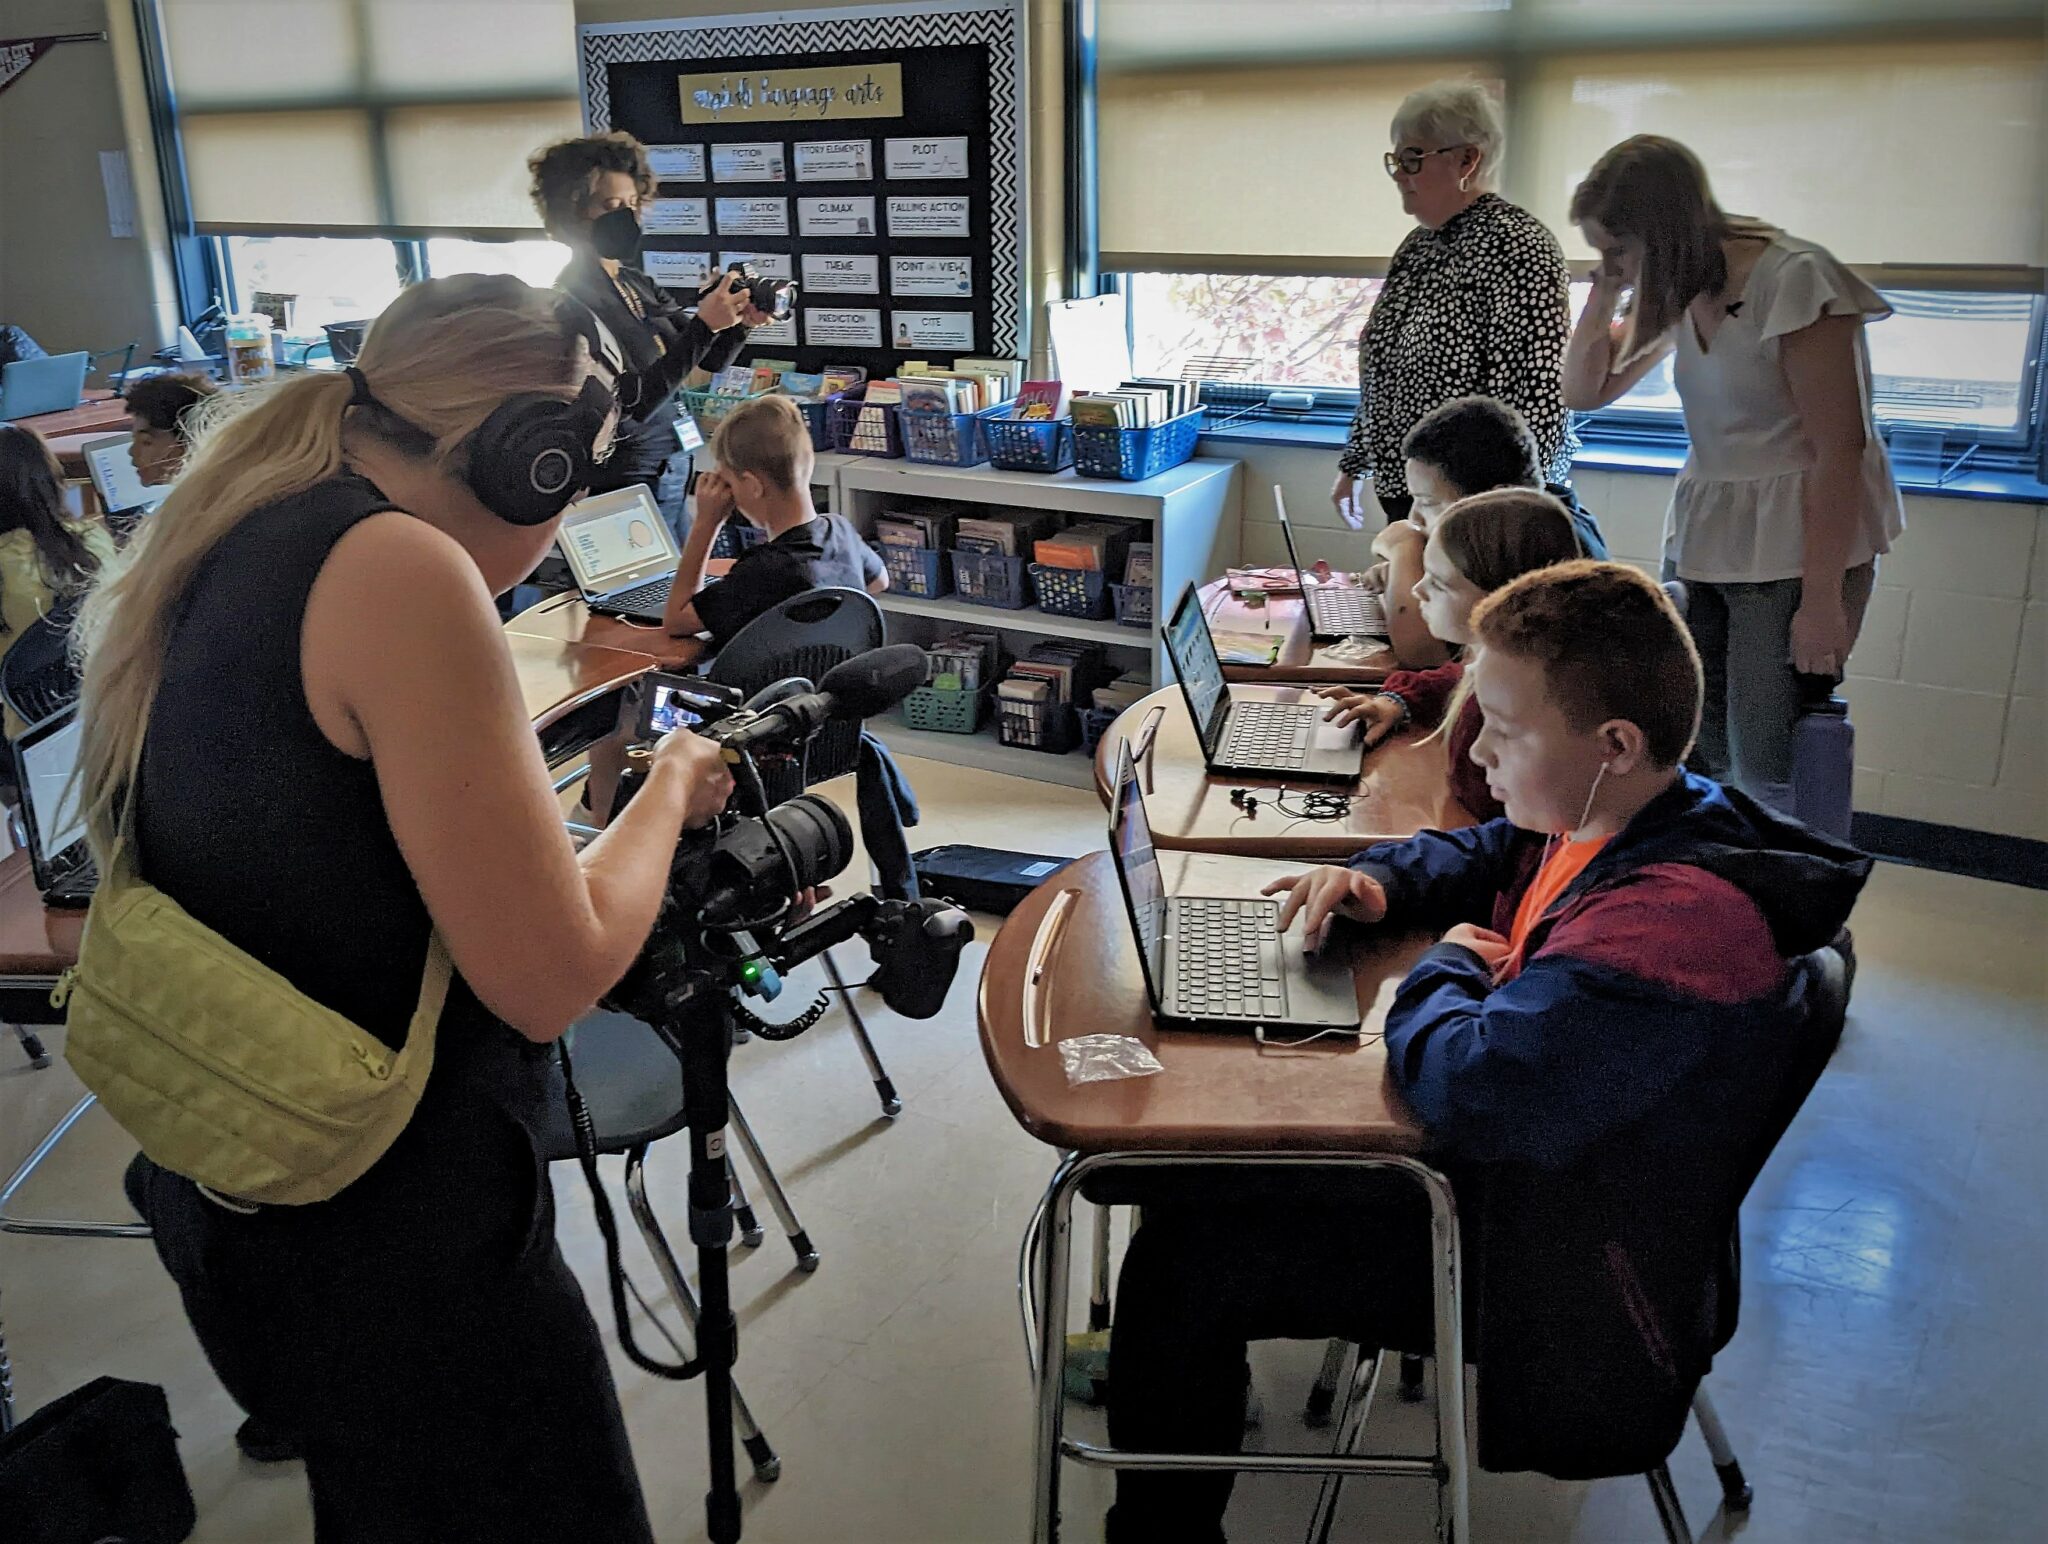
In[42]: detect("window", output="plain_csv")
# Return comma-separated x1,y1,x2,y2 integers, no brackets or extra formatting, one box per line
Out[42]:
221,236,406,334
1126,274,1381,389
424,238,572,289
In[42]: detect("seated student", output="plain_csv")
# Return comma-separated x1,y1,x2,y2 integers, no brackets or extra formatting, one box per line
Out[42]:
0,323,47,369
662,393,886,646
124,372,221,487
1369,395,1608,668
0,425,115,734
1103,562,1868,1543
1320,487,1585,822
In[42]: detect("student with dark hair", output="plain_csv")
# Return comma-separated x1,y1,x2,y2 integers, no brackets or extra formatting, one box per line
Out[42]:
0,425,114,733
0,323,48,369
124,372,221,487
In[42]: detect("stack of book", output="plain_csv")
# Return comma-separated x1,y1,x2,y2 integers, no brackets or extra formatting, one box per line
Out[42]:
926,631,1003,692
1034,519,1138,573
897,357,1025,414
1091,670,1151,715
899,376,984,416
955,508,1056,557
875,508,957,552
707,364,757,397
997,641,1106,712
780,365,866,401
1123,542,1155,588
1069,377,1200,429
1010,379,1065,420
850,379,902,452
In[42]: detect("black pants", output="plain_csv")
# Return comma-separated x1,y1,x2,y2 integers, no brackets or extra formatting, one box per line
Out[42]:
1376,493,1414,527
1103,1180,1439,1544
126,1153,652,1543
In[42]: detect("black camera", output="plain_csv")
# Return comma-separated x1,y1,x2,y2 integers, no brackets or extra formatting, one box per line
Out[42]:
722,262,797,322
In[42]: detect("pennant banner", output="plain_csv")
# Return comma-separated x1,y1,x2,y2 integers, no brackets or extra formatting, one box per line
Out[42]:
0,39,55,97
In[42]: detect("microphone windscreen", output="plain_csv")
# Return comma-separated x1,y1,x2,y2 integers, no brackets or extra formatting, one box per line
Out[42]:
818,644,928,717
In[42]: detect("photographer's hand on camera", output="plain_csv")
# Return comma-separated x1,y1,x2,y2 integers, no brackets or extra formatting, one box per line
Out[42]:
694,272,749,334
653,725,736,829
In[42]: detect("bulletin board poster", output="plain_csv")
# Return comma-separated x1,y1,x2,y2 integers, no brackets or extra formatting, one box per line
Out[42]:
579,0,1025,378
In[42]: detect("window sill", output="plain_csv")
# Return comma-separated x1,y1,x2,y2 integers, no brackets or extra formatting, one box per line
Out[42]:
1197,423,2048,505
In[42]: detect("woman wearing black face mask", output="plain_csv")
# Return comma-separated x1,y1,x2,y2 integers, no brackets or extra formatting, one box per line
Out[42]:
529,132,770,533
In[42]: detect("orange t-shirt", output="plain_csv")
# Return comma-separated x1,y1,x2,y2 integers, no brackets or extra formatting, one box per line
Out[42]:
1498,835,1611,982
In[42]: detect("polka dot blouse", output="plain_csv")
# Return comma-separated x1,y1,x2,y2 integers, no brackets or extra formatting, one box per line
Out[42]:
1339,193,1578,499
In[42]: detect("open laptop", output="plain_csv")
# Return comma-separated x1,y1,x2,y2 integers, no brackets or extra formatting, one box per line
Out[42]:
1109,740,1360,1034
0,351,91,421
554,484,683,622
1160,583,1363,783
1274,485,1387,640
81,434,171,516
10,706,96,908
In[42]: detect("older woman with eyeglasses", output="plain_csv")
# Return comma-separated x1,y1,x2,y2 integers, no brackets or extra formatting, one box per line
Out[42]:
1334,81,1577,528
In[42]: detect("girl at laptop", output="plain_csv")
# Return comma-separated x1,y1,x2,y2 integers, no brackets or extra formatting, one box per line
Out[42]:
0,425,114,734
1319,488,1583,822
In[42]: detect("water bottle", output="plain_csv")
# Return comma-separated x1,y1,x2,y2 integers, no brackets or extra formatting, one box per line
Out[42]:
1789,674,1855,842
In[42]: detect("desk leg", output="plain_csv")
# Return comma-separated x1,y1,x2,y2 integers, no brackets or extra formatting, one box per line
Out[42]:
1031,1154,1083,1544
1414,1162,1469,1544
11,1023,50,1070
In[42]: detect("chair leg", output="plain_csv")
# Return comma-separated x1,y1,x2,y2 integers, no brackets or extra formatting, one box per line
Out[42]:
1399,1350,1426,1401
1646,1463,1692,1544
622,1151,781,1483
1691,1386,1753,1511
1304,1348,1387,1544
1,1289,16,1435
1303,1337,1352,1427
1087,1203,1114,1331
11,1022,49,1070
728,1157,765,1249
728,1095,819,1273
821,948,900,1117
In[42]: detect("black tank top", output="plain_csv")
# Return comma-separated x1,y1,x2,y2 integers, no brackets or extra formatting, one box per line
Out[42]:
136,476,548,1210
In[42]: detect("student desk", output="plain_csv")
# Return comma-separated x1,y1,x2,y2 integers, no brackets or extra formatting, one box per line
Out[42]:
502,562,739,676
1200,577,1397,687
1092,686,1474,859
980,849,1468,1542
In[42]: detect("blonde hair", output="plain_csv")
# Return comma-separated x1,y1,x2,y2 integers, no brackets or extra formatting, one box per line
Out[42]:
1391,80,1505,193
712,394,810,494
75,274,588,862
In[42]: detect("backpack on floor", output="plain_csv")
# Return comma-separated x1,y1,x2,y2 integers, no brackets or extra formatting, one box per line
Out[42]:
911,845,1074,916
0,1376,197,1543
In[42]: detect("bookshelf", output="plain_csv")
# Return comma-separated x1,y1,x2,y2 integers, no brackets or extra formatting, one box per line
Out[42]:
834,457,1243,786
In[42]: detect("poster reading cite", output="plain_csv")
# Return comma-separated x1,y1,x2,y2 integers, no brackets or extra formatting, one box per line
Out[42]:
680,63,903,123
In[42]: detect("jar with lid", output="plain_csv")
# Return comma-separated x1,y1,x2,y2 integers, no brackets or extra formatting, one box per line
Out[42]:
223,313,275,385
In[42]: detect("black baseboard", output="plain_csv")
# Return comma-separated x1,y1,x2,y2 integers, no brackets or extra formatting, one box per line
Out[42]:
1852,813,2048,891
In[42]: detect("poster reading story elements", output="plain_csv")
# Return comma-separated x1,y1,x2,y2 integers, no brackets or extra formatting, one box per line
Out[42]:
717,251,794,280
714,197,789,236
642,197,709,235
645,143,705,180
890,255,973,297
797,196,877,237
710,141,786,182
793,139,873,181
805,309,884,349
884,136,969,179
802,254,881,294
891,310,975,350
643,250,712,286
886,195,970,238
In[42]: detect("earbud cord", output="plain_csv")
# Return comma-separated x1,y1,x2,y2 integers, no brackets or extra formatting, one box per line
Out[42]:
1571,762,1610,843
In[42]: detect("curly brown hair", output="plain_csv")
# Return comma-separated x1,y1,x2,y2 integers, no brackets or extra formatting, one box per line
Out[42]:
527,132,655,240
124,372,220,441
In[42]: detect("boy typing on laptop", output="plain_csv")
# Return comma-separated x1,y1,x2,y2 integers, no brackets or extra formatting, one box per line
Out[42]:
1102,562,1867,1542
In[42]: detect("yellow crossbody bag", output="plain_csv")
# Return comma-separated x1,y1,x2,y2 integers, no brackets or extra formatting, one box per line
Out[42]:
61,846,450,1207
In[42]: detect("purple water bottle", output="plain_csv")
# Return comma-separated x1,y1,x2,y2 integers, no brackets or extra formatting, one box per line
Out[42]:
1790,674,1855,842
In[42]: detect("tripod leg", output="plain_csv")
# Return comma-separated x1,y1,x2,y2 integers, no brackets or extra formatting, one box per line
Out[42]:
821,948,900,1117
625,1152,781,1483
729,1095,819,1273
1,1286,16,1434
728,1157,765,1249
1304,1336,1351,1427
11,1023,50,1070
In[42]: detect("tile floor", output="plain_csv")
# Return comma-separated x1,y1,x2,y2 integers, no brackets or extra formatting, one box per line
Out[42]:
2,757,2045,1543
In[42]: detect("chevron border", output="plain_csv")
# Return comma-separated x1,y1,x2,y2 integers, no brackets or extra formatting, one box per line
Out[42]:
579,4,1023,356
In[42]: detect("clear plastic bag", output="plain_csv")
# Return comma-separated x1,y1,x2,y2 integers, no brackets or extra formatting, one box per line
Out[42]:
1059,1034,1165,1086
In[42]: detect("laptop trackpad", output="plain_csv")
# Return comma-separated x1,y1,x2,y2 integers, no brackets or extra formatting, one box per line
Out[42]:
1281,926,1364,1027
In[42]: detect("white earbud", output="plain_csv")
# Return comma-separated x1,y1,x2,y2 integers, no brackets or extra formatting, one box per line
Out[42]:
1573,761,1613,838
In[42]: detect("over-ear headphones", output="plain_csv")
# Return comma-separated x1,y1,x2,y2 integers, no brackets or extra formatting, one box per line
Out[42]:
344,293,628,528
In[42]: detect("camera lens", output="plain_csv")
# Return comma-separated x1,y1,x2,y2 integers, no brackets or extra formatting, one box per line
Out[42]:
762,795,853,891
697,794,853,926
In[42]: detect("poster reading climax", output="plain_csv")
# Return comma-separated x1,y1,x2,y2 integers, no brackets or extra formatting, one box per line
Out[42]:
680,64,904,124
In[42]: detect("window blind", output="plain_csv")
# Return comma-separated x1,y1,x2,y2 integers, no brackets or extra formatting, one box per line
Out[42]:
160,0,582,237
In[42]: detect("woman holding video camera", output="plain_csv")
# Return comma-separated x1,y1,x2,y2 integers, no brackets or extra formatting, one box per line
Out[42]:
531,130,774,537
76,274,734,1540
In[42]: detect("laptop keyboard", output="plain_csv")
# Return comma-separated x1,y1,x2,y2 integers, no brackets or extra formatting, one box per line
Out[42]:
601,575,674,614
1312,588,1387,636
1171,899,1284,1020
1223,701,1315,768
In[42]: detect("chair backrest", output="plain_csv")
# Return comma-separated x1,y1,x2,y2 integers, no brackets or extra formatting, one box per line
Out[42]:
1,614,83,729
707,587,885,803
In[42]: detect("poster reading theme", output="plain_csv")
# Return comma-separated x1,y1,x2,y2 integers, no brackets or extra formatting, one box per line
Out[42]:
710,141,787,182
890,255,973,297
645,143,706,181
805,309,884,349
793,139,874,182
884,136,969,179
891,310,975,350
642,197,709,235
802,254,882,294
714,197,789,236
886,195,970,238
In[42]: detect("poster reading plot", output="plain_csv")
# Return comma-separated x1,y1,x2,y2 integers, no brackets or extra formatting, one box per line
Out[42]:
891,310,975,350
884,136,969,179
710,142,787,183
802,254,881,294
793,140,874,182
645,144,706,181
886,196,970,238
805,309,883,349
717,251,794,281
643,250,712,287
890,256,973,298
642,197,709,236
714,197,789,237
797,196,878,238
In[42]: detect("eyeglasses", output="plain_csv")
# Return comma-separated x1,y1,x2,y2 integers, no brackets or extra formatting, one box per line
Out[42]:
1384,145,1469,179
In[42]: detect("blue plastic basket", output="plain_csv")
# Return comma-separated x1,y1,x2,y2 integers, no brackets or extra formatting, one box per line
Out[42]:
899,407,992,467
1072,408,1206,481
1110,582,1154,630
1079,705,1122,757
950,550,1034,610
793,392,847,451
875,542,950,598
1030,564,1112,621
828,388,905,457
984,414,1074,473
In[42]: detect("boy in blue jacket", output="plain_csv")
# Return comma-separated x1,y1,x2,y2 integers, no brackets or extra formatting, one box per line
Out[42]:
1105,562,1868,1543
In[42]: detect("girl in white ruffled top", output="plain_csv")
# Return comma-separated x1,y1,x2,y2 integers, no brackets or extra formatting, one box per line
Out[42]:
1560,134,1903,812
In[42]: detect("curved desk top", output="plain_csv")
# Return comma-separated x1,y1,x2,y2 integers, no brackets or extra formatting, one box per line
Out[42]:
507,633,659,734
0,850,84,978
1202,577,1397,686
978,850,1430,1154
1092,686,1475,859
505,588,717,673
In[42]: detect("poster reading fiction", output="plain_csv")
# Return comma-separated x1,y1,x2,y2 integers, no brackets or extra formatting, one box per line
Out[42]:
710,142,787,182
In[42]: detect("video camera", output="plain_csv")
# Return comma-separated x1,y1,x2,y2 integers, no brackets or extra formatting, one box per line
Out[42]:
715,261,797,323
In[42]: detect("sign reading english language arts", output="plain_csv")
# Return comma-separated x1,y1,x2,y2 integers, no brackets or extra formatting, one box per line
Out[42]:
680,64,903,124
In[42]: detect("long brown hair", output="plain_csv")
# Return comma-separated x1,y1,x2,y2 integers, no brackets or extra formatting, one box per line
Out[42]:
1569,135,1733,367
0,425,103,596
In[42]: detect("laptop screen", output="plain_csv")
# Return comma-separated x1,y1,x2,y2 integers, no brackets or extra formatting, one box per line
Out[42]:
1162,584,1228,757
16,712,87,878
1272,487,1309,590
1108,740,1168,1009
555,486,680,593
83,435,170,516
